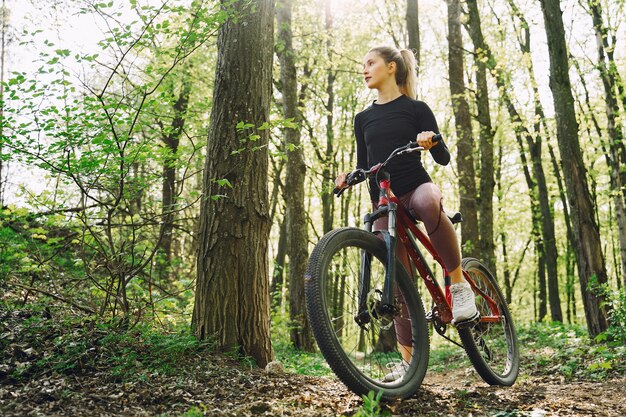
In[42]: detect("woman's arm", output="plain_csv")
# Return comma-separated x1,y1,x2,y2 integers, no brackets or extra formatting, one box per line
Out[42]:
416,101,450,166
355,114,368,169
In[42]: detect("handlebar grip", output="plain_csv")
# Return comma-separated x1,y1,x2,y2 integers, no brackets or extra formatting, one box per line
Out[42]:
333,186,346,197
409,133,443,149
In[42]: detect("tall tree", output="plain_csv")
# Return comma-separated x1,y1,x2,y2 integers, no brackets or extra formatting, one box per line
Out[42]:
276,0,314,351
490,0,563,321
465,0,496,275
159,75,191,264
538,0,608,336
321,0,336,235
406,0,420,71
446,0,479,257
585,0,626,286
193,0,275,366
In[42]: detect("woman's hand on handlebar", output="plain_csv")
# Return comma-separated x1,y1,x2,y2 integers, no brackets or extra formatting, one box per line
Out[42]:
416,131,440,150
335,172,348,190
334,169,367,196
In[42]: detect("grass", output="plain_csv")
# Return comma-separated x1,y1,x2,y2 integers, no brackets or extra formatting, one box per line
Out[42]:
270,315,625,383
517,321,625,380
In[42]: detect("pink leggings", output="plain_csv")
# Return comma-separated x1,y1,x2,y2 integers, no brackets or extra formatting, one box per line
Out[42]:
373,182,461,346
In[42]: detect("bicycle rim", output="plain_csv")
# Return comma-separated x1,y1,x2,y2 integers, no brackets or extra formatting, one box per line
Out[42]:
305,228,429,399
458,257,519,386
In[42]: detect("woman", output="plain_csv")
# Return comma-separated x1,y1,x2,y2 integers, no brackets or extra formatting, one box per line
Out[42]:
335,46,478,381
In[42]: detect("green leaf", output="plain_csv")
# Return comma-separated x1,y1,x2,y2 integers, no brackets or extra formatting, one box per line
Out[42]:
214,179,232,188
236,121,254,130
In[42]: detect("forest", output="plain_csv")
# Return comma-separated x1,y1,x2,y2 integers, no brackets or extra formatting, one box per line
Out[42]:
0,0,625,416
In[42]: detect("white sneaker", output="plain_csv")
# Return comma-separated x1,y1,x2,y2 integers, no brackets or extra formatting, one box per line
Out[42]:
451,282,479,323
383,359,409,382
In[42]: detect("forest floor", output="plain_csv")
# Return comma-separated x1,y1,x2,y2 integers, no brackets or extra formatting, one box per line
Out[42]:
1,352,625,417
1,309,625,417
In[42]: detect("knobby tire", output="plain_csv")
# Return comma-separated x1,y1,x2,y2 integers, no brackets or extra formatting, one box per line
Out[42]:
305,227,429,400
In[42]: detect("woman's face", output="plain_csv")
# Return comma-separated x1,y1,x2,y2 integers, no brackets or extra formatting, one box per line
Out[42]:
362,51,395,90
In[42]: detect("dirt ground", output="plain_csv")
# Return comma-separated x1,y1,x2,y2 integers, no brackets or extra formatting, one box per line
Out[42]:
1,357,625,417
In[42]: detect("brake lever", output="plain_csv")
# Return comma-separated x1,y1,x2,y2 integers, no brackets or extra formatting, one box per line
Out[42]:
397,146,424,156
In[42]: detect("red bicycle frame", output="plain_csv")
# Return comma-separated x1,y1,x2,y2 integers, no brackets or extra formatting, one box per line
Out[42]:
375,173,502,326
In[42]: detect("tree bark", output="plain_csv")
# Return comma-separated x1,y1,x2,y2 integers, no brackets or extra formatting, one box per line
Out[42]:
322,0,335,235
538,0,608,336
277,0,314,351
465,0,496,275
193,0,275,366
271,217,287,308
406,0,420,72
160,79,190,263
446,0,479,257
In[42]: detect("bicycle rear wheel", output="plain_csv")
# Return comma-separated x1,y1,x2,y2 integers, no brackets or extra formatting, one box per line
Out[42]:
305,227,429,399
458,257,519,385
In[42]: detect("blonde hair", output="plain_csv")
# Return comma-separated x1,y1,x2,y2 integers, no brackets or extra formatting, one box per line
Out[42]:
369,46,418,99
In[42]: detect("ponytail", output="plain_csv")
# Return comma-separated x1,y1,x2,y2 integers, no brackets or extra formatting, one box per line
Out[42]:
399,49,418,99
368,46,418,99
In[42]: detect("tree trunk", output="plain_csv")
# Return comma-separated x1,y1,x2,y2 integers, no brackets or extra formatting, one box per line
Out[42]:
586,0,626,286
538,0,608,337
193,0,275,367
502,0,563,321
322,0,335,235
271,218,287,308
160,80,190,263
511,121,546,320
466,0,496,275
406,0,420,72
277,0,314,351
496,142,512,304
446,0,479,257
547,140,577,322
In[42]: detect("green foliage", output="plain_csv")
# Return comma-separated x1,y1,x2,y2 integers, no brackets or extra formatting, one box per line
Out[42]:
0,305,214,383
173,405,207,417
0,207,85,295
0,1,228,319
351,391,389,417
518,322,625,380
588,277,626,343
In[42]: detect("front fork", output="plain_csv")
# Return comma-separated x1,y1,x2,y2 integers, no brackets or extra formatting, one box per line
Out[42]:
355,202,398,326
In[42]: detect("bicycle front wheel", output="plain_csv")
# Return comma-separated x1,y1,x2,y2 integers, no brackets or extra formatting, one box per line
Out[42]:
305,227,429,399
458,257,519,386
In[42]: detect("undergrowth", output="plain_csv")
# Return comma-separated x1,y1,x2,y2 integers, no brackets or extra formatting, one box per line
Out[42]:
0,304,215,383
518,321,625,380
3,300,624,389
269,298,626,383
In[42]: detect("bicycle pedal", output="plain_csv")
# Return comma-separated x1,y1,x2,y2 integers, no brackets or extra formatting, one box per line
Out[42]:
453,314,480,329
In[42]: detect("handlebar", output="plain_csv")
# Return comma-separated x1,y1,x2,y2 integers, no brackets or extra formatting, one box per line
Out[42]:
333,133,442,196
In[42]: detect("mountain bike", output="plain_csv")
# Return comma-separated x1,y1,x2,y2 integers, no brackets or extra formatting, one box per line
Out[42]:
304,135,519,399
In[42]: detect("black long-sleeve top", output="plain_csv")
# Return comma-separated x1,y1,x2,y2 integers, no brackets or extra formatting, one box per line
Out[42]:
354,95,450,201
